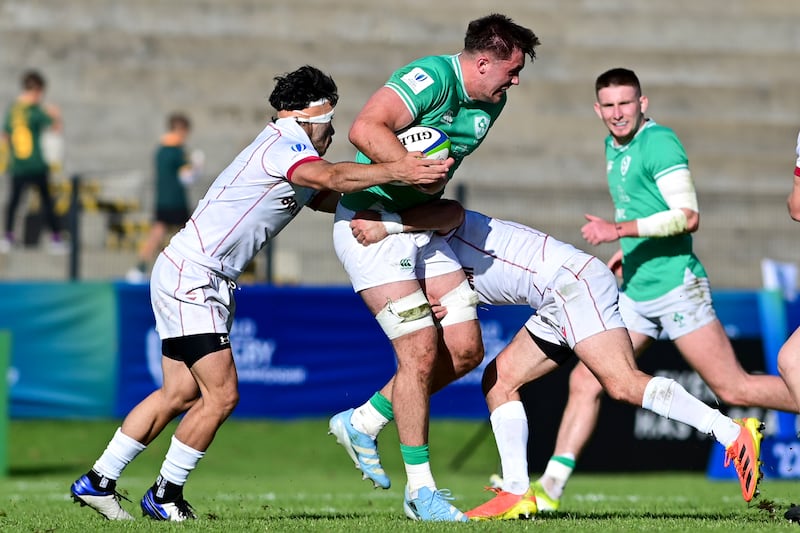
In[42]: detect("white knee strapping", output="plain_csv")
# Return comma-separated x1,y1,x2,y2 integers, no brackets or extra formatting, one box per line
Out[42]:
374,289,434,340
438,279,479,327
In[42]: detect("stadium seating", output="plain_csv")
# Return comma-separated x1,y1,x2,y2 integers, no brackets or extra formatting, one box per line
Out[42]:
0,0,798,284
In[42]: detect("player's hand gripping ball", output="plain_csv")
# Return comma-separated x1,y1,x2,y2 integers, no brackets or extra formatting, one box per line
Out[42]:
394,126,450,192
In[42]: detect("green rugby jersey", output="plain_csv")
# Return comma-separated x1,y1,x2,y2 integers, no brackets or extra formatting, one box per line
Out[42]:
341,54,505,212
154,143,189,211
3,101,52,176
606,120,706,301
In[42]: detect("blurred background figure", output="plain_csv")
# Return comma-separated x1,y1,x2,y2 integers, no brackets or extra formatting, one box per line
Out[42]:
126,112,203,283
1,69,65,254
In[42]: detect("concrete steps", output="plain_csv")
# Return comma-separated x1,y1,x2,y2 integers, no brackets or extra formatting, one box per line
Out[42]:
0,0,798,286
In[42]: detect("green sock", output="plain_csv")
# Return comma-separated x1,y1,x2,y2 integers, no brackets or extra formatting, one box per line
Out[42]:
551,454,576,469
400,444,429,465
369,392,394,421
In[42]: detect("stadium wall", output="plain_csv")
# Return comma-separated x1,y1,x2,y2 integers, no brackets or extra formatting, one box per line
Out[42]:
1,1,800,286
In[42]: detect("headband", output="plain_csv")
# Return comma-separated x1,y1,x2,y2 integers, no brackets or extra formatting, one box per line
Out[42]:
277,98,335,124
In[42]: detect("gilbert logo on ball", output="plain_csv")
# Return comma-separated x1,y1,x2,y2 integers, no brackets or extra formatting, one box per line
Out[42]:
397,126,450,160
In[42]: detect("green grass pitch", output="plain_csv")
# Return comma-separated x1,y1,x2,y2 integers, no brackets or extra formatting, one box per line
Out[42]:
1,419,797,531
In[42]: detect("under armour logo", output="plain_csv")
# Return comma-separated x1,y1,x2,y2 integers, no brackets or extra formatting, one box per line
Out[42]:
220,335,230,346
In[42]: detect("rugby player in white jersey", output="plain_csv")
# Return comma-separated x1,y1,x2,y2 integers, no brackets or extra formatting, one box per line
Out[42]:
70,65,452,522
341,200,764,520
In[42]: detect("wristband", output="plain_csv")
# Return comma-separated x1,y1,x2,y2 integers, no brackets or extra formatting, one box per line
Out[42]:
795,166,800,178
381,212,404,235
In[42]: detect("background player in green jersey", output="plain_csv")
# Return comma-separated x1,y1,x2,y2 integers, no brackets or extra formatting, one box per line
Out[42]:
126,112,203,283
1,70,64,253
330,13,539,521
532,67,799,512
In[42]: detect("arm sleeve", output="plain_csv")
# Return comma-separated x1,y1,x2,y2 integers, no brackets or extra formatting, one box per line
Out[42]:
636,128,697,237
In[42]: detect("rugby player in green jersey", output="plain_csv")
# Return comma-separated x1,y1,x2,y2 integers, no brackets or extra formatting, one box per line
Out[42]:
330,13,539,521
534,67,789,511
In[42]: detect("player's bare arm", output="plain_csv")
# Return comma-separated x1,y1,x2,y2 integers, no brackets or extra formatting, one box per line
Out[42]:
290,152,452,193
789,178,800,221
349,87,414,163
45,102,63,131
582,208,698,246
581,214,623,245
789,130,800,221
607,248,623,277
350,200,465,246
582,166,701,246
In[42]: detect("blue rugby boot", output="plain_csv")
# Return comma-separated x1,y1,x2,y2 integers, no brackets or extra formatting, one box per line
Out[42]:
70,472,134,520
328,408,391,489
403,485,468,522
140,487,197,521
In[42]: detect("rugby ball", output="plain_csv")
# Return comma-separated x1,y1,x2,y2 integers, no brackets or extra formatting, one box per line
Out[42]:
397,126,450,160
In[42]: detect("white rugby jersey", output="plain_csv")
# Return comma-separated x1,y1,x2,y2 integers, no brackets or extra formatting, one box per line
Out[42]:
448,210,582,309
165,118,321,279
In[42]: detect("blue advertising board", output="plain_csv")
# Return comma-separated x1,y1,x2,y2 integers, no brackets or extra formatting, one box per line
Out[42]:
114,284,532,419
4,280,798,478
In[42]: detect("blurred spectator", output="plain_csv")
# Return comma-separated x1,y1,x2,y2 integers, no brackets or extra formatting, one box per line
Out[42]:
1,69,65,254
126,112,203,282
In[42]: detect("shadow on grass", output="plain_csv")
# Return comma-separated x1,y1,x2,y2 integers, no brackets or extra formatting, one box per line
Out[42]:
10,463,84,477
535,511,763,521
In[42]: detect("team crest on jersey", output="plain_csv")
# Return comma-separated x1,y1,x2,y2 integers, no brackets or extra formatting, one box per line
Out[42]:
620,155,631,177
474,115,489,140
441,110,454,125
401,67,434,95
291,143,308,153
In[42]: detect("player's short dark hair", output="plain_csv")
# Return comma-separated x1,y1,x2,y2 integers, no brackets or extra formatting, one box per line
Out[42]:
269,65,339,112
167,112,191,131
464,14,540,62
21,69,46,91
595,68,642,96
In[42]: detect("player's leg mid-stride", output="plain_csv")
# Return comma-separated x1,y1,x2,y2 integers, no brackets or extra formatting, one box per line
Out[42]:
328,408,391,489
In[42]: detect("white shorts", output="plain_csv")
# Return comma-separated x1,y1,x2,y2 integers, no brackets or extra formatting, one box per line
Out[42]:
333,203,463,292
524,253,626,349
150,250,236,340
619,272,717,340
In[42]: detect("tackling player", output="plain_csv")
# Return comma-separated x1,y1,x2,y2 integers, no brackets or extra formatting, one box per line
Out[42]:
343,201,764,519
69,65,451,522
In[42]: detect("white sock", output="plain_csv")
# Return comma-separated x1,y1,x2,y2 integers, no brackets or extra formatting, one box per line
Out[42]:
406,462,435,497
93,427,146,480
159,435,205,486
351,401,389,439
540,454,576,499
641,376,740,447
490,401,530,495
